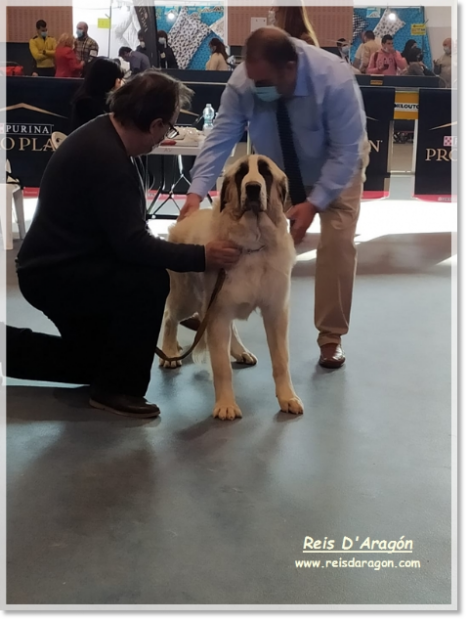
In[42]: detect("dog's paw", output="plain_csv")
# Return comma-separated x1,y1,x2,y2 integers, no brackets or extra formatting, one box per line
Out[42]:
213,402,243,421
279,395,304,415
232,351,258,366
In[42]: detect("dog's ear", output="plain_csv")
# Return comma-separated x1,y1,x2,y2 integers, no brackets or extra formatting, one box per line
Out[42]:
220,176,230,212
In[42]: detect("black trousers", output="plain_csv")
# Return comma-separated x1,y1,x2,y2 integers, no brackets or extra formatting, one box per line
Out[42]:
35,67,55,77
7,263,170,397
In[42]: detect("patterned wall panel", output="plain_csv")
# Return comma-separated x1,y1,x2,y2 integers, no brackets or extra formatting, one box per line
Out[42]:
7,6,73,43
227,6,353,48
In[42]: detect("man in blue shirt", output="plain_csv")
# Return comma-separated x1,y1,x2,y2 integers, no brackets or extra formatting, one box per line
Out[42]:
180,27,370,369
119,46,151,75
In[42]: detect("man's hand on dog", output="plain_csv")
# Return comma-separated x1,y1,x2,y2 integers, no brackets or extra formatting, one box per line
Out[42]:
179,193,202,221
205,241,241,270
287,201,318,245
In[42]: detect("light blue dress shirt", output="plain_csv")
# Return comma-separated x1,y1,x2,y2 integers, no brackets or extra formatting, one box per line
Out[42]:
189,38,367,211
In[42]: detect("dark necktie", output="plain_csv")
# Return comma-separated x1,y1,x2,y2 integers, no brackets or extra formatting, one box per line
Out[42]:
276,98,307,205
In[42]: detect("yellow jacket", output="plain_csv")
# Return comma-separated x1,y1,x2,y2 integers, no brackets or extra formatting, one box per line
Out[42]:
29,35,57,69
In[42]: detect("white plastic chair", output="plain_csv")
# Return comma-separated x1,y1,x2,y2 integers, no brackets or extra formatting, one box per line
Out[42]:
0,160,26,250
51,132,67,151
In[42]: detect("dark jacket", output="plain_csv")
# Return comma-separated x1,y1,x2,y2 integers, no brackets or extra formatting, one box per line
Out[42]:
158,44,178,69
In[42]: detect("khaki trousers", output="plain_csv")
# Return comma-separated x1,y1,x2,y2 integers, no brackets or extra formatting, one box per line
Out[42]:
309,139,371,347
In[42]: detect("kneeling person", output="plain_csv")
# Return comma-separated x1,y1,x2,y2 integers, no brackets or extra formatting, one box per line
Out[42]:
8,71,239,419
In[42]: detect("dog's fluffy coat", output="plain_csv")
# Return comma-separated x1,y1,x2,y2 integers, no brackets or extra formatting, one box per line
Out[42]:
160,155,303,420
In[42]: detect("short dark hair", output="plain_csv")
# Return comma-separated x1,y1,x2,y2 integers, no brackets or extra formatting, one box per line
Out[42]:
119,46,132,57
364,30,375,40
109,70,193,132
336,37,347,48
157,30,168,41
407,46,423,63
245,27,298,66
382,34,393,44
36,20,47,30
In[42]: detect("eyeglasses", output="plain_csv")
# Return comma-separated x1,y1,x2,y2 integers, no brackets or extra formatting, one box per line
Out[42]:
165,123,179,139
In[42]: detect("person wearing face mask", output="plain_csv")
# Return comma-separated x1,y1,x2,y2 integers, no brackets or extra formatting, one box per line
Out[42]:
433,38,452,87
157,30,178,70
74,21,99,66
29,20,57,77
180,27,370,369
136,30,149,57
10,71,240,419
336,38,360,74
367,34,407,75
354,31,381,74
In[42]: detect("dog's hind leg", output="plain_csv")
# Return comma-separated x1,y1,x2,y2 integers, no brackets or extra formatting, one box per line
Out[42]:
208,317,242,420
230,324,258,366
262,306,304,415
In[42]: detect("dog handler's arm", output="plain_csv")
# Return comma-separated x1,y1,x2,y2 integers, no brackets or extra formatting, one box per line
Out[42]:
180,84,247,219
307,71,366,212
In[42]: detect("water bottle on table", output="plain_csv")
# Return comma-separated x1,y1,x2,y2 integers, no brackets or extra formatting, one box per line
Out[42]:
203,103,215,136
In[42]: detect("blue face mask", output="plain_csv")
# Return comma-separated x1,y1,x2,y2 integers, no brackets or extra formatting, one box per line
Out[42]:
76,29,84,38
41,31,48,39
253,85,281,102
341,46,350,56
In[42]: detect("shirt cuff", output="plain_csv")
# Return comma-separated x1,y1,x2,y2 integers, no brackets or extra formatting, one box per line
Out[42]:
188,179,209,199
307,186,332,212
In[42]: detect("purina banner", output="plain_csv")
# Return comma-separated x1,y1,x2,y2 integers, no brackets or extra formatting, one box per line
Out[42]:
360,86,395,198
414,88,455,200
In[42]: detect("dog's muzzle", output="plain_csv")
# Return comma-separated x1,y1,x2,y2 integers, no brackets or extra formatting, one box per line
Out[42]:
243,182,264,215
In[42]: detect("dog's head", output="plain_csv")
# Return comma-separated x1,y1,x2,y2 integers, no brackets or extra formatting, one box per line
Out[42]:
219,155,289,221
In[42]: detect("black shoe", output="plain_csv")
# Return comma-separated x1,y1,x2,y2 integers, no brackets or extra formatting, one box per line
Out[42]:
89,391,160,419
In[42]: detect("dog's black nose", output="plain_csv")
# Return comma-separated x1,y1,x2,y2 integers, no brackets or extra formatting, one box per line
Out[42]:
245,183,261,200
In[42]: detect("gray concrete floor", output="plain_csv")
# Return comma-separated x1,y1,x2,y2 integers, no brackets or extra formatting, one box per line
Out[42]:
6,171,454,606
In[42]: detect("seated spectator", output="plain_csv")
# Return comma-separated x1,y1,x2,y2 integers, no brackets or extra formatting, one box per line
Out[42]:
29,19,57,77
71,58,123,131
157,30,178,69
119,46,151,75
367,34,407,76
205,38,230,71
55,34,84,77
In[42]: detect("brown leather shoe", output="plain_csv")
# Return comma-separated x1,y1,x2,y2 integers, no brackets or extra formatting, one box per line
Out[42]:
319,343,346,369
180,315,201,331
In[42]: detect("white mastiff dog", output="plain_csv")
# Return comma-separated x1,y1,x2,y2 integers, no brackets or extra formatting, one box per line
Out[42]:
160,155,303,421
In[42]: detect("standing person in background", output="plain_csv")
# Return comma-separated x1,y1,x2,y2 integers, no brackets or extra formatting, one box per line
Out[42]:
270,2,319,46
401,39,417,64
157,30,178,69
118,46,150,75
367,34,407,75
29,20,57,77
433,38,452,87
354,30,381,74
136,30,149,57
74,21,99,66
336,38,360,74
55,34,84,78
206,38,230,71
71,58,123,131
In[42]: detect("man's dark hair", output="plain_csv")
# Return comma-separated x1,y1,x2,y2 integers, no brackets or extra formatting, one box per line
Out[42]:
119,46,132,57
364,30,375,40
382,34,393,44
36,20,47,30
336,37,347,48
109,70,193,133
245,27,298,66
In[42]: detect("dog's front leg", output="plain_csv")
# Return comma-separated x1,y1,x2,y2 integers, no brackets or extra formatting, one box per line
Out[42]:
207,316,242,420
262,306,304,415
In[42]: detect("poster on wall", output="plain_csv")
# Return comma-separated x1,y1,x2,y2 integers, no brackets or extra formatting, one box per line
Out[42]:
411,24,427,36
360,87,395,199
414,88,455,200
366,8,381,18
